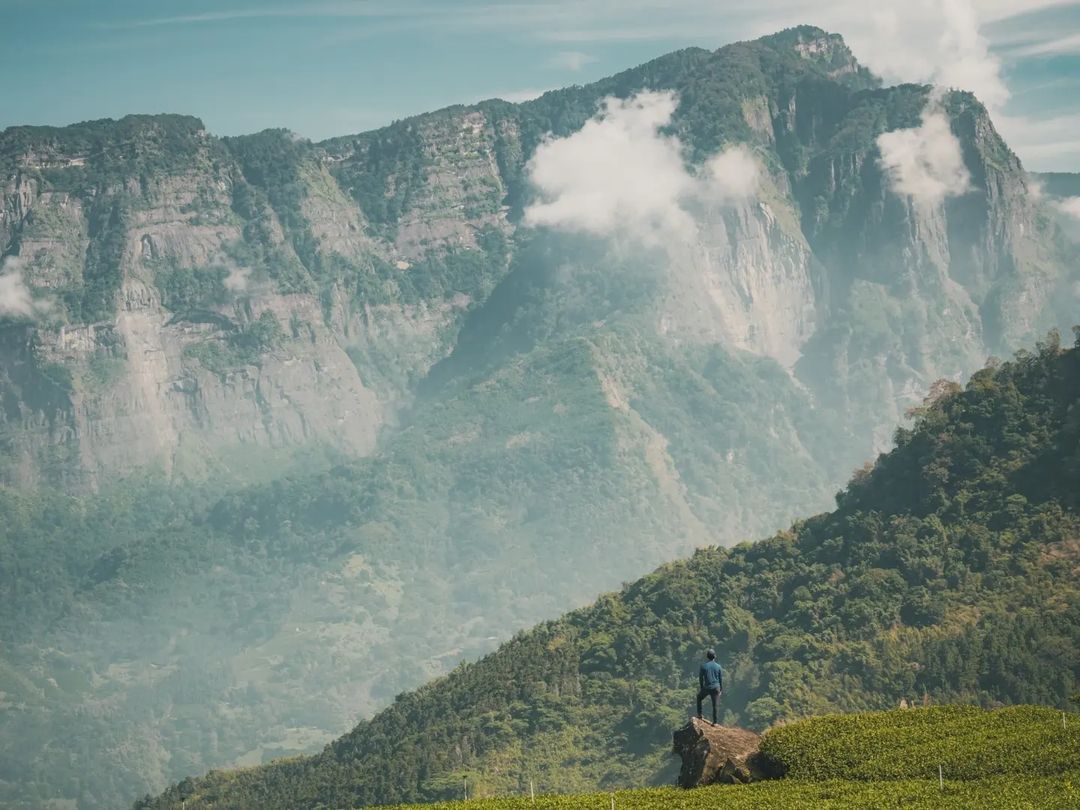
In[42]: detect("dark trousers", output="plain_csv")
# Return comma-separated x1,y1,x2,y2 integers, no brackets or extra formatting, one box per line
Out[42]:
697,687,720,723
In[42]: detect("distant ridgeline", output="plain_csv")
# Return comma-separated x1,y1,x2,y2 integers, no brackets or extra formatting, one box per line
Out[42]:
138,331,1080,808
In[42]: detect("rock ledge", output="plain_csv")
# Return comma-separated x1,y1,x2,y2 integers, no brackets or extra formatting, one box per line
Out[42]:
672,718,766,787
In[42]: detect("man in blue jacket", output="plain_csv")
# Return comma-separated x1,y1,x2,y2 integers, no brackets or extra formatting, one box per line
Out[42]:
697,649,723,724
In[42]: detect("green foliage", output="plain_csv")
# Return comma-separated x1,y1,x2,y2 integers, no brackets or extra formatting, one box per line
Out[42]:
183,310,284,374
79,194,131,320
224,130,324,282
327,120,430,228
84,353,127,391
36,361,74,394
0,114,211,191
759,706,1079,781
156,265,230,311
372,774,1079,810
140,708,1080,808
134,338,1080,809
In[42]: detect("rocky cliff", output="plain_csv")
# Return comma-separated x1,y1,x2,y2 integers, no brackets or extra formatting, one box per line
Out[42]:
0,116,512,488
2,28,1076,489
673,719,767,786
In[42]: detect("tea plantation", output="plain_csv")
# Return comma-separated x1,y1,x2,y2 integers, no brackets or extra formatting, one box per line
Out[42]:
380,775,1076,810
381,707,1078,810
759,705,1079,781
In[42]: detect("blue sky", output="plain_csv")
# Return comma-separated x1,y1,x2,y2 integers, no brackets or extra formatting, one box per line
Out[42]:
1,0,1078,170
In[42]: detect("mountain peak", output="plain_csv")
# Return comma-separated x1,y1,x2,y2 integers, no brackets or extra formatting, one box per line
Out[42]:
756,25,878,87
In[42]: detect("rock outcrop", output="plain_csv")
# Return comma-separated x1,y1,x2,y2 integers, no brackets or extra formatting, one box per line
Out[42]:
672,718,767,786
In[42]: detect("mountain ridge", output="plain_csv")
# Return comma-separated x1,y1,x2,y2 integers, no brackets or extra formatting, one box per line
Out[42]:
1,25,1070,488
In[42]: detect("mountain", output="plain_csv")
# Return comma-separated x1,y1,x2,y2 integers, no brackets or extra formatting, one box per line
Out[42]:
1,27,1075,490
2,25,1079,809
137,330,1080,808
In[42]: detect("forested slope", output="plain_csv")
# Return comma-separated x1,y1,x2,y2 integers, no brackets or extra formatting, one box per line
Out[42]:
140,330,1080,808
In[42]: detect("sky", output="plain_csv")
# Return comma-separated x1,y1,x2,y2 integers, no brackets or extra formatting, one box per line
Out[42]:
0,0,1078,171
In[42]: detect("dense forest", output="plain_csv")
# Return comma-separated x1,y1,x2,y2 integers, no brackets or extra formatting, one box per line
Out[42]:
138,329,1080,808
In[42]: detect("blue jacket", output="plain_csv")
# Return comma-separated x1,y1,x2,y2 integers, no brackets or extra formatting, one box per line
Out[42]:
699,660,723,690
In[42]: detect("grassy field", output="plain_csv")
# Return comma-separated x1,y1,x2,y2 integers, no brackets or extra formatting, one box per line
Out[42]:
380,773,1079,809
759,705,1079,780
381,707,1079,810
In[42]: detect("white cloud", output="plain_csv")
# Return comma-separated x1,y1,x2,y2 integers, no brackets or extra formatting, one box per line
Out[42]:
224,265,253,293
524,92,694,244
547,51,598,71
1007,31,1080,57
877,104,972,206
523,91,759,248
781,0,1009,110
705,146,760,203
1056,197,1080,220
0,257,52,320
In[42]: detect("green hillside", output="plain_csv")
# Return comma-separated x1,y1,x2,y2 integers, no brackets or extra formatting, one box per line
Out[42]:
758,705,1078,781
374,705,1080,808
382,774,1076,810
144,705,1080,808
138,331,1080,808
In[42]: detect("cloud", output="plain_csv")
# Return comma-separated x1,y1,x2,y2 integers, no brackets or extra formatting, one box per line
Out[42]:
224,265,253,293
523,91,759,248
795,0,1009,110
0,257,52,320
524,92,693,244
704,146,761,202
547,51,598,71
1007,31,1080,57
99,2,442,29
1056,197,1080,220
877,104,971,206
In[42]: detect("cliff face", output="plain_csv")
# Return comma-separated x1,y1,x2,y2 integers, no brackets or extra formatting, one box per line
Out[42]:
1,30,1076,488
0,115,512,488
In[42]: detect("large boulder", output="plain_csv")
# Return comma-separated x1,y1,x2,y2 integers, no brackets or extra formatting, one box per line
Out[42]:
672,718,767,787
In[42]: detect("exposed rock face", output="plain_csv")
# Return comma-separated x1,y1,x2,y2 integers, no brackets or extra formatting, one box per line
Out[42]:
2,34,1077,488
0,117,512,488
673,718,767,786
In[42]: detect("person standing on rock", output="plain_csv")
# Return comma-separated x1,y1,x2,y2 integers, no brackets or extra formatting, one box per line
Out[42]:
697,649,724,724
